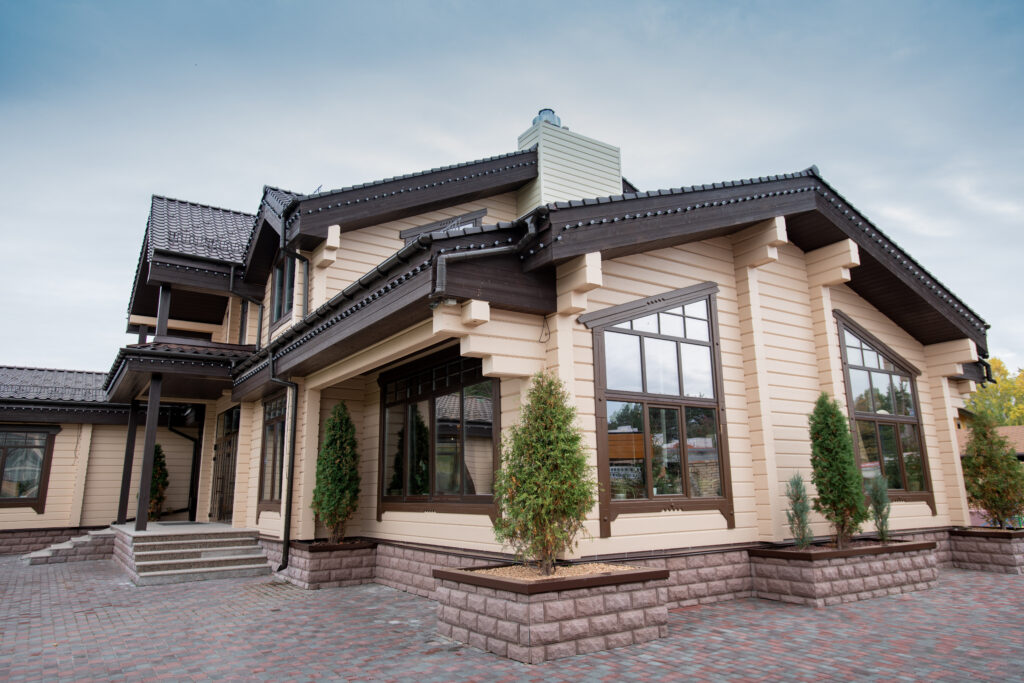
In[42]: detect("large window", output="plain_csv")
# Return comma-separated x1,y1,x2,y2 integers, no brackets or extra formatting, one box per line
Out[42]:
259,395,286,509
379,348,497,512
271,255,295,324
581,282,733,534
0,426,58,514
837,313,929,496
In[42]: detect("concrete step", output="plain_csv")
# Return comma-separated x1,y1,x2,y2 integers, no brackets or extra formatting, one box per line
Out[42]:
131,537,260,553
126,531,259,544
134,563,271,586
134,545,262,562
134,553,270,574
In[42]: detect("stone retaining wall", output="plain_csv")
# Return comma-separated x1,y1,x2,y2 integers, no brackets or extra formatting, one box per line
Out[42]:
750,542,938,607
628,549,753,608
374,543,493,600
435,568,669,664
1,527,103,554
898,530,952,567
261,540,377,589
950,529,1024,574
22,529,115,565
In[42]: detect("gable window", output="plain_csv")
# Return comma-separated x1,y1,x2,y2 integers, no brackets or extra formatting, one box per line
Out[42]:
379,347,498,513
837,312,930,498
581,282,733,535
258,394,286,510
0,426,59,514
271,255,295,324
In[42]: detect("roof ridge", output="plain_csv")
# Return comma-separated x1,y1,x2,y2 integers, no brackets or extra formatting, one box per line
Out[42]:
151,194,256,218
0,365,106,375
306,145,537,201
546,165,820,210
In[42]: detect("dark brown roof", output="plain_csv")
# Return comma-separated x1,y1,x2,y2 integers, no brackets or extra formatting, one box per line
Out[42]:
0,366,108,403
147,195,255,264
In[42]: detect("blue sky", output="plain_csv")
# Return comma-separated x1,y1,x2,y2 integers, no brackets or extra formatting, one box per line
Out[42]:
1,0,1021,373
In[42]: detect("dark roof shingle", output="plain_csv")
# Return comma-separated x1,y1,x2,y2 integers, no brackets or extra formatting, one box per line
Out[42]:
147,195,255,264
0,367,108,403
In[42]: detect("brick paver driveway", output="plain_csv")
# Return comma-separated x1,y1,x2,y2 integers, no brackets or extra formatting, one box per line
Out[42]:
1,555,1022,681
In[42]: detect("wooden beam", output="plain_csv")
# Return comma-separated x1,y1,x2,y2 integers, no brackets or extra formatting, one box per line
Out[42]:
116,401,140,524
134,375,163,531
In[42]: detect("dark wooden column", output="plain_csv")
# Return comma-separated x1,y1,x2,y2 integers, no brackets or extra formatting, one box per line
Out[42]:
134,375,163,531
115,400,140,524
155,285,171,337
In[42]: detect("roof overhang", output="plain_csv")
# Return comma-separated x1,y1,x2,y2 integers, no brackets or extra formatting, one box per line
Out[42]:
522,171,988,356
105,341,254,402
283,148,539,251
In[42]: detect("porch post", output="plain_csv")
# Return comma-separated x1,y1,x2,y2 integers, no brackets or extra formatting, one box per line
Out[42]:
135,374,163,531
116,400,141,524
155,285,171,337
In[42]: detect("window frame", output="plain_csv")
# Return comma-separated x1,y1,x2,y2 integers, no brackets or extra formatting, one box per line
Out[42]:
257,393,287,513
270,254,296,327
835,310,935,511
0,425,60,514
582,281,735,537
376,346,499,517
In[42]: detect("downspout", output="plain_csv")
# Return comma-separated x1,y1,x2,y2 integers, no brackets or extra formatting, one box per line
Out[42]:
269,354,298,571
168,409,203,522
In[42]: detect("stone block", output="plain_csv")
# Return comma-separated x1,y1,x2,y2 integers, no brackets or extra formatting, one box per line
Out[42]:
530,622,560,645
634,626,662,644
590,613,619,636
576,595,605,617
545,599,575,621
604,591,631,612
469,631,487,652
631,588,658,608
560,618,590,640
506,601,528,624
485,598,507,620
619,609,644,630
476,615,497,637
487,637,508,657
645,606,668,626
451,626,469,643
497,619,519,643
606,630,634,649
546,641,578,660
576,635,608,654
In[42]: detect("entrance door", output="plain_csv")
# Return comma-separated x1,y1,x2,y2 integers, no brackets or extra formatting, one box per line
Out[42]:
210,406,240,523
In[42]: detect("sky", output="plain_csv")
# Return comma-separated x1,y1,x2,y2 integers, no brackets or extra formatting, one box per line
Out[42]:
0,0,1021,375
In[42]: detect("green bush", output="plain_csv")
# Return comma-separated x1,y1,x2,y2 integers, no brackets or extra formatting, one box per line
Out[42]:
963,413,1024,529
867,475,891,544
149,443,169,520
785,473,813,549
493,372,597,575
311,402,361,543
808,393,867,549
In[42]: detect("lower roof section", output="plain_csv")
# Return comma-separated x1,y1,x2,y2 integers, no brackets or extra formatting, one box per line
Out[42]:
105,339,255,403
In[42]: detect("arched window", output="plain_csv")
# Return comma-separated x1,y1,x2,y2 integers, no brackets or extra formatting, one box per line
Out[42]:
581,282,733,536
836,311,931,499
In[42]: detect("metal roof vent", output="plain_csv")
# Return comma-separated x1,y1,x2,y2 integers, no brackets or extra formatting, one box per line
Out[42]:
532,108,561,127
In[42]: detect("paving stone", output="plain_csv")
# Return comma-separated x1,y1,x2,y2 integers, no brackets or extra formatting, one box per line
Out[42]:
2,557,1023,679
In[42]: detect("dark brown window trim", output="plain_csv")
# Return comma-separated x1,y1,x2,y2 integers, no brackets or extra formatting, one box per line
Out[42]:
270,254,295,325
257,393,287,511
376,347,499,518
399,208,488,244
0,424,60,514
834,309,936,514
590,282,734,537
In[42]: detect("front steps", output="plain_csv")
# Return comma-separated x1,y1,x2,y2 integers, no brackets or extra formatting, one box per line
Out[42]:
22,528,116,565
112,523,270,585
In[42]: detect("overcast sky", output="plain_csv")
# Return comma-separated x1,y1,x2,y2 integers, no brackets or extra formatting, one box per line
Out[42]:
1,0,1021,374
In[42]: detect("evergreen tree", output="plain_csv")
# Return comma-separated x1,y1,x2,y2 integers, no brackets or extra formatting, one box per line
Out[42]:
867,475,891,543
493,372,597,575
149,444,169,520
311,402,361,543
808,393,868,548
785,473,813,549
962,413,1024,529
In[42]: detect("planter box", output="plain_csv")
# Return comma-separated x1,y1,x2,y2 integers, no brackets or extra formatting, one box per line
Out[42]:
950,527,1024,575
749,540,938,607
433,565,669,664
264,539,376,590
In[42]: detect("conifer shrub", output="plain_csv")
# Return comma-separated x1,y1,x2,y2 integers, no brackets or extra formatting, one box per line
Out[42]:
311,402,361,543
785,473,813,549
867,475,891,544
493,372,597,575
962,413,1024,529
808,393,868,549
149,444,169,520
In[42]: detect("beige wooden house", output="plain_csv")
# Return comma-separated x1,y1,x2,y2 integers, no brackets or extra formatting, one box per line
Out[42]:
0,111,989,591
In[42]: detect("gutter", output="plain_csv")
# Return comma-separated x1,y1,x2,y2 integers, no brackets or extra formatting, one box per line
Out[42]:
268,354,298,571
432,244,517,299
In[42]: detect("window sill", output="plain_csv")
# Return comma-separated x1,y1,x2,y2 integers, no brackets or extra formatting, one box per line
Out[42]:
607,497,734,528
378,499,495,519
0,498,45,514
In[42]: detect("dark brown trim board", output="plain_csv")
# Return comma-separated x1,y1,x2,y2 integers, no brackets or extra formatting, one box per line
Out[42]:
433,565,669,595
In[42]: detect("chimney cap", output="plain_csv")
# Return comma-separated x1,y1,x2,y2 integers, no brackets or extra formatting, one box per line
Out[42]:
532,108,562,127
